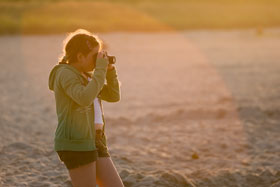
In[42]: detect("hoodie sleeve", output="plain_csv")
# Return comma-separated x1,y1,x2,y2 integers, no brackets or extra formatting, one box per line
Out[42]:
58,58,109,106
98,66,121,102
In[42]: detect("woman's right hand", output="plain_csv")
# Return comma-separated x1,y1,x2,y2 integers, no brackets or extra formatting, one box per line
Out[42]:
95,50,109,69
98,51,115,71
97,50,109,60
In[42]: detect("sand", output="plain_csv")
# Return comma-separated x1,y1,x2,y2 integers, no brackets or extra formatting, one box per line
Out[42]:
0,28,280,186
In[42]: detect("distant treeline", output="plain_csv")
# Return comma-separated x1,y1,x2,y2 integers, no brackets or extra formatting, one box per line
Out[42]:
1,0,280,34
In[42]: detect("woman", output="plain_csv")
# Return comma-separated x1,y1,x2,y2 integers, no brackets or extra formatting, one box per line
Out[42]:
48,29,124,187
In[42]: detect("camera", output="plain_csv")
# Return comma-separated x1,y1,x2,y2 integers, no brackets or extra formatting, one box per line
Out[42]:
103,52,116,64
107,55,116,64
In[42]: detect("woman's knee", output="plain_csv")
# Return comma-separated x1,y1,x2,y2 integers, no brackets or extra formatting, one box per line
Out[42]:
96,157,124,187
68,161,97,187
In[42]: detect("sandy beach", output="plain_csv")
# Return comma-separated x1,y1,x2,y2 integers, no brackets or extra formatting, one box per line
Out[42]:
0,28,280,186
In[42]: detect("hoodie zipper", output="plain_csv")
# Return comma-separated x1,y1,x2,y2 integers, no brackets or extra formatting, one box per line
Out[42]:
99,97,106,134
84,73,105,137
86,106,94,139
83,74,94,139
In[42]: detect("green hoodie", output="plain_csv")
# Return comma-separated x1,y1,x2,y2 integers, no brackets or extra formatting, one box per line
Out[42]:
48,58,121,151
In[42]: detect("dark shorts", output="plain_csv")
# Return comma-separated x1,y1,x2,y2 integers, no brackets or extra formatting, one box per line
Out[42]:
56,130,110,170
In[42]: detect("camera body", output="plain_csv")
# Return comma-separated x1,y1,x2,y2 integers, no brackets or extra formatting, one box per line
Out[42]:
103,52,116,64
107,55,116,64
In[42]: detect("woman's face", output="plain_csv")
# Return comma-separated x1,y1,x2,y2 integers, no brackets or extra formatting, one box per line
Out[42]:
81,46,99,72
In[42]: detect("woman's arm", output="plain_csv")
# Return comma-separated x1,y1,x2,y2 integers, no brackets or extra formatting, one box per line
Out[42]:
59,58,109,106
98,66,121,102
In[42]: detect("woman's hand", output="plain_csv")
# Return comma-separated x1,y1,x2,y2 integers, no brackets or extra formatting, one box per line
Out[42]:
107,64,115,71
98,50,114,71
97,50,108,60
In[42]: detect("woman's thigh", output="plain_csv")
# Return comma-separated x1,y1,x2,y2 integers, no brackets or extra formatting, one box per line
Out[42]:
68,161,96,187
96,157,124,187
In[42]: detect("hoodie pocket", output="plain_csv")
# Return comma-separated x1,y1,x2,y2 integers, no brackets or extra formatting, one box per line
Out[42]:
69,106,92,140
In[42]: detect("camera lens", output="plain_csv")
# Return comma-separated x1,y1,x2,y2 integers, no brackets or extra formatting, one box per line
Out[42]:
108,56,116,64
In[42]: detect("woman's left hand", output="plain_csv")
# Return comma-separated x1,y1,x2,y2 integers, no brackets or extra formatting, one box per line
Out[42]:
107,64,115,71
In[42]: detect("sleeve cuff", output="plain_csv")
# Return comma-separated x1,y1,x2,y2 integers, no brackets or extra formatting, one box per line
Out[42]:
106,66,118,80
95,58,109,70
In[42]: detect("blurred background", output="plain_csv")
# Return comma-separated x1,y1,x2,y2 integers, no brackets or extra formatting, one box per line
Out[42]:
0,0,280,187
1,0,280,34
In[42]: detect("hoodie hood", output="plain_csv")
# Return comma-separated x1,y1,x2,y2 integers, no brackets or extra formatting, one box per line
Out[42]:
49,64,63,91
48,64,75,91
48,64,93,91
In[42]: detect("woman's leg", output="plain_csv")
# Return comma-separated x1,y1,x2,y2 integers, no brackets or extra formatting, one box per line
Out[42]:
68,161,96,187
96,157,124,187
